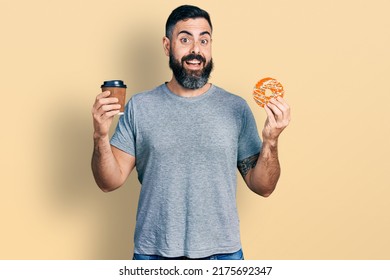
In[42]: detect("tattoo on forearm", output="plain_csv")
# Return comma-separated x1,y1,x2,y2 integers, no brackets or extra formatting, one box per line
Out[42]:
237,153,260,177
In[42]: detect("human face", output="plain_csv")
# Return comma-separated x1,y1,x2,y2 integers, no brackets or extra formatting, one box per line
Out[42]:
163,18,213,89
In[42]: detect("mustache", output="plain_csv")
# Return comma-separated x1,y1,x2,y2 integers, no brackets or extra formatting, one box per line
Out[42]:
181,53,206,63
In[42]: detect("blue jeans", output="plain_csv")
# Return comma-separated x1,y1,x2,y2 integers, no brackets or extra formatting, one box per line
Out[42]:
133,249,244,260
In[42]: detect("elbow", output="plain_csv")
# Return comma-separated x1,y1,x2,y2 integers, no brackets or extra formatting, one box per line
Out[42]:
248,173,279,198
99,184,120,193
249,182,276,198
95,179,121,193
100,186,114,193
92,170,123,193
259,189,274,198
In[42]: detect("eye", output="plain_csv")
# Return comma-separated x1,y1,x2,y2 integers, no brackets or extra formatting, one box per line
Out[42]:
180,37,191,44
200,39,209,45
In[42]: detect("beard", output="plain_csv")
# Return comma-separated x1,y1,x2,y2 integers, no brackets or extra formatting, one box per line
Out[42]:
169,51,213,90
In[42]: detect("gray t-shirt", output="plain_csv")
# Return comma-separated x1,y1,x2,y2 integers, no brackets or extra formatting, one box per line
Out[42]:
110,83,261,258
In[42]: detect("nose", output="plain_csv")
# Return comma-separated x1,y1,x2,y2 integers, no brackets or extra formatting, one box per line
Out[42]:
190,41,200,54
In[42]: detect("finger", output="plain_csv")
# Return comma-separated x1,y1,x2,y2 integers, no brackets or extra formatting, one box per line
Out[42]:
276,96,288,105
94,107,121,123
93,96,119,112
97,97,119,105
266,100,283,120
96,90,118,103
93,99,121,118
267,98,291,129
264,103,277,126
98,104,121,114
274,97,291,122
100,109,121,120
269,98,291,120
268,98,286,112
96,90,111,99
275,97,291,113
96,104,121,119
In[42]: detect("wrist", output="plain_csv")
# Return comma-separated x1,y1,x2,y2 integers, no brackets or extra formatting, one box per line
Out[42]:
93,132,109,142
262,137,278,148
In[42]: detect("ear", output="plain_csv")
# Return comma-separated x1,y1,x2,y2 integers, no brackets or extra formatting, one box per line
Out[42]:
162,36,170,57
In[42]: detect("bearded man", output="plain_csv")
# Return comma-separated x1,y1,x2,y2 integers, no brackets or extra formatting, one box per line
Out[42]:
91,5,290,260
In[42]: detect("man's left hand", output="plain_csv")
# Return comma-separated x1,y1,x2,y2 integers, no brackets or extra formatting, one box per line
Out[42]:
262,97,291,142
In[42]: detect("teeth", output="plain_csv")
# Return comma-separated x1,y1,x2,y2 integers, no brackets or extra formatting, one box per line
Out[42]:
187,60,201,64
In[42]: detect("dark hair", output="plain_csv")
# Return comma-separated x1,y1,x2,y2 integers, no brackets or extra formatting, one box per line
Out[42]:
165,5,213,39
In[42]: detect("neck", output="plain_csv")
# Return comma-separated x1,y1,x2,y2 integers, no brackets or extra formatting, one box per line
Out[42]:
166,77,211,98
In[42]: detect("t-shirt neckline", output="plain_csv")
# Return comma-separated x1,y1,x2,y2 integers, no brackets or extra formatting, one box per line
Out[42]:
162,83,216,102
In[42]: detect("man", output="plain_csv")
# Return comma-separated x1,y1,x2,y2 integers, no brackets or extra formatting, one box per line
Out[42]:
91,5,290,260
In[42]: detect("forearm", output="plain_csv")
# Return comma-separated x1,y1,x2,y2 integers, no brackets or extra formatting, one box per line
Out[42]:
244,96,289,197
249,139,280,197
91,135,124,192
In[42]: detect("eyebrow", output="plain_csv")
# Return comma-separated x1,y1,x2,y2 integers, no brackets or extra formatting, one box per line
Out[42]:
177,30,211,37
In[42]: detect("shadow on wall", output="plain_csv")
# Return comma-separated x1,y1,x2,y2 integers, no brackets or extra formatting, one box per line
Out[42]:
118,23,170,93
45,24,167,259
46,100,140,259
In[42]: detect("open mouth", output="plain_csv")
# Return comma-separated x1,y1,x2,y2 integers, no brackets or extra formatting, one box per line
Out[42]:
182,53,205,69
185,59,202,66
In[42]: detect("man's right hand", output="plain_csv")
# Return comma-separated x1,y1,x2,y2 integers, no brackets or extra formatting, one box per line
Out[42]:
91,91,121,139
91,90,135,192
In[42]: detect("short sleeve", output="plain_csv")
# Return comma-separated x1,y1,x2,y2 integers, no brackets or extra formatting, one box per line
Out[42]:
110,98,136,156
237,102,262,162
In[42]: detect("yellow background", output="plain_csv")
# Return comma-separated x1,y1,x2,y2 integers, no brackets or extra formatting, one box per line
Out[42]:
1,0,389,259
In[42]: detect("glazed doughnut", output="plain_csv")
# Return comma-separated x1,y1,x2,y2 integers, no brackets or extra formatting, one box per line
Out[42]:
253,77,284,107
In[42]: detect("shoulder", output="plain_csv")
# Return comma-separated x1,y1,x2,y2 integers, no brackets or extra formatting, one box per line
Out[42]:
212,85,252,111
130,84,166,104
